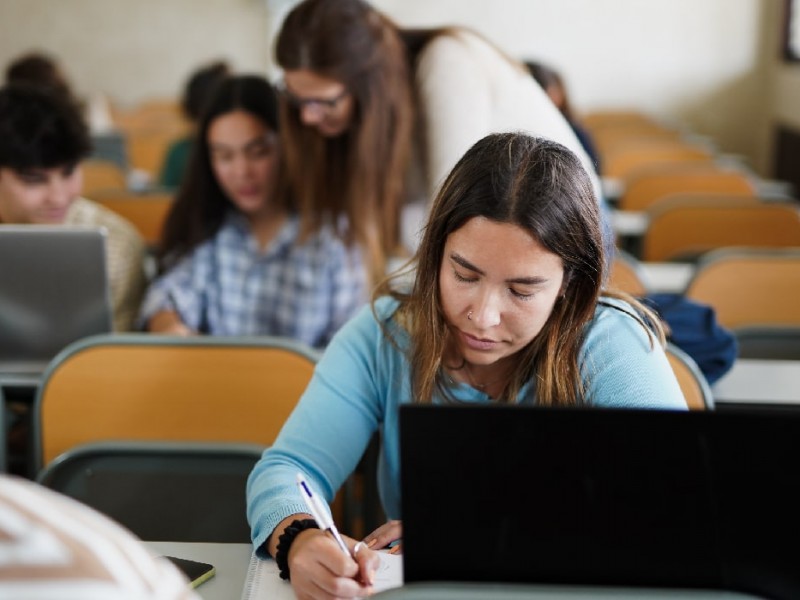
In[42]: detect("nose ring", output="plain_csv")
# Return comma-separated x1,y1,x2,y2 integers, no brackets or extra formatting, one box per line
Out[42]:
467,311,473,321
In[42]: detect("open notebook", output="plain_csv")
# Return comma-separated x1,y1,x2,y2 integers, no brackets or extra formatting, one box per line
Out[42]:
241,551,402,599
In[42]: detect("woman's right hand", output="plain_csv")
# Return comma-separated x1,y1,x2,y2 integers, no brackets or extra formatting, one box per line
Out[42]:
147,310,193,336
288,529,379,599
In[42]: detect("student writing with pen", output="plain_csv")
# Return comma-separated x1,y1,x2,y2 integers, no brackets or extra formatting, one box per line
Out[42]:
246,133,686,599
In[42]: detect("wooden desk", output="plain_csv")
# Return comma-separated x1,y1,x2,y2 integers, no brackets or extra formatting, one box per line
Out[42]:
713,358,800,405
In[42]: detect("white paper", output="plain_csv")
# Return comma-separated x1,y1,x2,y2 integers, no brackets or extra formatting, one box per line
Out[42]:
242,551,403,599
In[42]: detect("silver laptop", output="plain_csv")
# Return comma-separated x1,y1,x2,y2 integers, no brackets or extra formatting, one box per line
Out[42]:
0,225,112,380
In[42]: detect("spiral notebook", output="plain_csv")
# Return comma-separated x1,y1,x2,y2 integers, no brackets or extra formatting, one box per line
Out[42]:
241,551,402,599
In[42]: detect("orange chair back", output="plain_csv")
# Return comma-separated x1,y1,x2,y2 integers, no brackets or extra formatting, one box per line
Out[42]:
685,250,800,329
608,254,647,296
620,168,755,211
665,344,713,410
81,160,127,195
35,335,318,469
92,191,173,245
643,202,800,261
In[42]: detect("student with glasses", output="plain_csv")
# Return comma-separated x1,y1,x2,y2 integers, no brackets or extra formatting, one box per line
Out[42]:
273,0,611,281
139,75,367,348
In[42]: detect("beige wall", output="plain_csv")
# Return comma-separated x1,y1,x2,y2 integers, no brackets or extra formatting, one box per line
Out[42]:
374,0,773,173
0,0,792,175
0,0,270,107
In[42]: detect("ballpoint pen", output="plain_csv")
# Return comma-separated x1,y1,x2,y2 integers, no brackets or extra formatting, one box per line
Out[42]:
296,472,351,557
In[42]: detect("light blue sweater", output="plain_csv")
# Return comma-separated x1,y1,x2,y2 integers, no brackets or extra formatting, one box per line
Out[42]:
246,296,687,552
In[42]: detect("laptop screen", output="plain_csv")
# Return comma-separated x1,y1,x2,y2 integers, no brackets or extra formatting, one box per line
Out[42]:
399,404,800,598
0,225,112,375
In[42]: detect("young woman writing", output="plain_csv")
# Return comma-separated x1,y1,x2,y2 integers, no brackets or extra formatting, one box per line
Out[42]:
247,132,685,599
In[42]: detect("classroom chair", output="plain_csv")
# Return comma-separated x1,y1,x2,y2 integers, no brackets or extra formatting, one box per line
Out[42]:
583,109,672,132
602,141,714,181
607,250,648,295
37,441,263,543
113,98,187,132
115,98,190,178
126,130,185,179
81,159,127,196
91,189,174,246
734,325,800,360
32,334,319,470
641,199,800,261
89,131,129,170
685,249,800,330
32,333,383,535
665,343,714,411
618,166,755,211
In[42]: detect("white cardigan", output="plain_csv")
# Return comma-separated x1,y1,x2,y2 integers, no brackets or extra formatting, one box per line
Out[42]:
401,29,603,250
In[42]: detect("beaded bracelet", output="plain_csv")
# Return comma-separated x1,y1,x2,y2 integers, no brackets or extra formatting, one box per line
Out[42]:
275,518,319,580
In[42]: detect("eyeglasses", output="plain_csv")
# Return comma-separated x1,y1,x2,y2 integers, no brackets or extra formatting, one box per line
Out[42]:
277,81,349,113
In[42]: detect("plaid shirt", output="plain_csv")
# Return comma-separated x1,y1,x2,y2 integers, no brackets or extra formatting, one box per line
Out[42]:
139,212,367,348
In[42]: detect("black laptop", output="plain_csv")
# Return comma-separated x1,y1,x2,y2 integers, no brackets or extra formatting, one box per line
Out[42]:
0,225,112,380
399,404,800,599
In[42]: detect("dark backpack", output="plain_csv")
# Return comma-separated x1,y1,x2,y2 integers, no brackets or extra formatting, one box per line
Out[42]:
643,293,737,385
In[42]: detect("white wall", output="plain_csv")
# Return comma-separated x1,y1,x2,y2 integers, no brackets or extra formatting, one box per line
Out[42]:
373,0,772,172
0,0,270,107
0,0,791,174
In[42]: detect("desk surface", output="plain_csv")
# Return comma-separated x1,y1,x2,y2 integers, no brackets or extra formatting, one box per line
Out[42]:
145,541,252,600
375,582,764,599
713,358,800,404
611,209,648,237
144,542,767,600
638,261,694,294
0,373,42,387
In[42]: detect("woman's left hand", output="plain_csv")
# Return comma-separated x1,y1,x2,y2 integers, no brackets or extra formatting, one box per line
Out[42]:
362,520,403,554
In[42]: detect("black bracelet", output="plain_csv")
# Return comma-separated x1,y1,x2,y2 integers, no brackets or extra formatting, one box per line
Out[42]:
275,518,319,581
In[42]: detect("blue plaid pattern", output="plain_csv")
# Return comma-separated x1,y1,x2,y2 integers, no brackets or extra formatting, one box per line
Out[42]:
139,212,368,348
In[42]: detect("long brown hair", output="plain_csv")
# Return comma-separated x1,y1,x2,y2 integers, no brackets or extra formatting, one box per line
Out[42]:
377,132,664,406
276,0,415,279
157,76,285,272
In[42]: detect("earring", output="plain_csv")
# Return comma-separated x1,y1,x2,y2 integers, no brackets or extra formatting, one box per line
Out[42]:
467,311,473,321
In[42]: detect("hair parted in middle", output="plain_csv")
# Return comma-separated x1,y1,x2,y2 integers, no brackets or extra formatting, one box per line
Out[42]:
379,132,664,406
275,0,414,279
157,75,284,272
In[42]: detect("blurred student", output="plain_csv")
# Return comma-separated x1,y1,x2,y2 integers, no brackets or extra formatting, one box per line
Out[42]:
273,0,608,277
139,75,367,348
247,133,685,598
0,84,147,331
5,51,72,99
0,475,199,599
5,51,115,134
525,60,601,174
159,60,231,188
